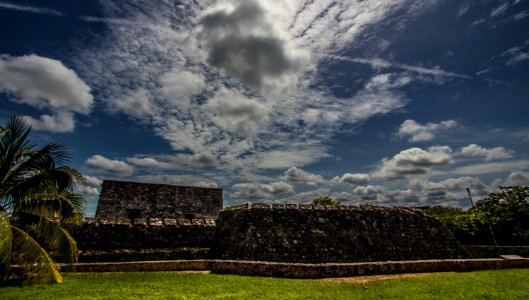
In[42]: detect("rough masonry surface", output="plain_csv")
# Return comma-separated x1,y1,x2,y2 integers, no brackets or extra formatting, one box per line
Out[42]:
213,203,469,263
95,180,222,220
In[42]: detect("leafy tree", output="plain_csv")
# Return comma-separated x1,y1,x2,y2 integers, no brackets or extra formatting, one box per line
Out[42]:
424,187,529,245
312,196,340,206
0,116,84,284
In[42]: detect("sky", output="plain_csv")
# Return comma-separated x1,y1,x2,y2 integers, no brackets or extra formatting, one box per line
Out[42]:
1,0,528,217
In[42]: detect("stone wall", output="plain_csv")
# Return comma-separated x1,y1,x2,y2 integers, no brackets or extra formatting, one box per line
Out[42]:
65,258,529,279
95,180,222,220
68,218,216,252
213,204,469,263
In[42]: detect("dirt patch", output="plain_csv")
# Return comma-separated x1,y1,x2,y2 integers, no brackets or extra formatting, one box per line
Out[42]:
319,272,455,284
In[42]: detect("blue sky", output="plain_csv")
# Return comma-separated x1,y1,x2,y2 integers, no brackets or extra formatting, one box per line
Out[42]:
1,0,528,216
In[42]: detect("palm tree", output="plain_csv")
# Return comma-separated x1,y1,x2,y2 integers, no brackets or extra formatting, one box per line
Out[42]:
0,115,84,284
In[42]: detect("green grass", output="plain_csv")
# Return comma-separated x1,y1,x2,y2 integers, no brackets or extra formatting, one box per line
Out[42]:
2,269,529,299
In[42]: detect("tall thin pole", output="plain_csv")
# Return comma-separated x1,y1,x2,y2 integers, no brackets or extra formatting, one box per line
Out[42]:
466,188,498,247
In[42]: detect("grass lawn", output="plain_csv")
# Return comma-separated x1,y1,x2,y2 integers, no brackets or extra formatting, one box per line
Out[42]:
2,269,529,299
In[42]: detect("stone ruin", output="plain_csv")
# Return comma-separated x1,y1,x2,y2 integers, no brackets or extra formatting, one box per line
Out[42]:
213,203,468,263
95,180,223,221
74,181,469,263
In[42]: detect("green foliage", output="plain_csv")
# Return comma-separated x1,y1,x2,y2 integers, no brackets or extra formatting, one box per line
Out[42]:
425,186,529,245
2,269,529,299
312,196,340,206
0,115,84,284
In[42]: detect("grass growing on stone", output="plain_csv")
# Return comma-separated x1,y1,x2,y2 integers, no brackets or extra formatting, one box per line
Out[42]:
2,269,529,299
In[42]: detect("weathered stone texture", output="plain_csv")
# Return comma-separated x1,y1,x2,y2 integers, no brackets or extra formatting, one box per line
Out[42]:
213,205,469,263
68,219,216,251
95,180,222,220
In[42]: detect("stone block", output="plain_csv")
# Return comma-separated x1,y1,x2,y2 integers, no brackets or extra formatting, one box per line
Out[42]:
285,204,298,209
116,219,131,225
205,219,216,227
99,219,116,225
252,203,271,209
163,218,177,226
178,219,192,226
299,204,313,210
272,204,286,210
149,218,163,226
192,219,205,226
133,218,147,226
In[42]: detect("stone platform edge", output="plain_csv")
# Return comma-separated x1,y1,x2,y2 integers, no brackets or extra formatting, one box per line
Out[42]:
61,258,529,279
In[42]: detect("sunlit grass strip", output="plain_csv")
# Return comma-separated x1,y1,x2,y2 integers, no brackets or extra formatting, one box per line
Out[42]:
2,268,529,299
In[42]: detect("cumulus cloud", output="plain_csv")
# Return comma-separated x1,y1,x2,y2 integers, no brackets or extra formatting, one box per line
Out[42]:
287,188,330,203
193,181,219,188
491,171,529,188
396,119,458,142
78,175,103,197
110,88,153,118
126,156,176,169
85,155,134,176
199,0,304,90
0,54,93,132
232,181,294,200
176,152,217,166
280,167,325,185
459,144,514,161
375,146,453,180
22,111,75,133
83,175,103,187
205,87,268,135
331,173,370,185
409,176,487,192
159,70,206,109
450,160,529,175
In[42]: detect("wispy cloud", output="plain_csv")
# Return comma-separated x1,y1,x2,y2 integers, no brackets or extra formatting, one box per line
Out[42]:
333,56,471,80
0,1,63,16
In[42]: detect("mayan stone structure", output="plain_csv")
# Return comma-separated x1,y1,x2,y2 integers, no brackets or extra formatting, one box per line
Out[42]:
213,203,469,263
95,180,223,220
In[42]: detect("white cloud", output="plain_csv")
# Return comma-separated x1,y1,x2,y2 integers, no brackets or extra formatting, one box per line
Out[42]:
375,146,453,180
193,181,219,188
205,87,269,136
500,39,529,66
159,70,206,109
85,155,134,176
459,144,514,161
0,54,93,132
70,0,446,180
126,156,177,169
337,57,470,80
22,111,75,133
280,167,325,185
83,175,103,187
396,119,458,142
409,176,487,192
176,152,217,166
110,88,153,118
78,175,103,197
331,173,370,185
450,160,529,176
232,181,294,200
0,1,63,16
491,171,529,188
287,188,331,203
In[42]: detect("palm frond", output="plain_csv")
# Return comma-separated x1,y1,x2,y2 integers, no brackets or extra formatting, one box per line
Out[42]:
10,225,62,284
14,212,79,266
0,210,13,278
